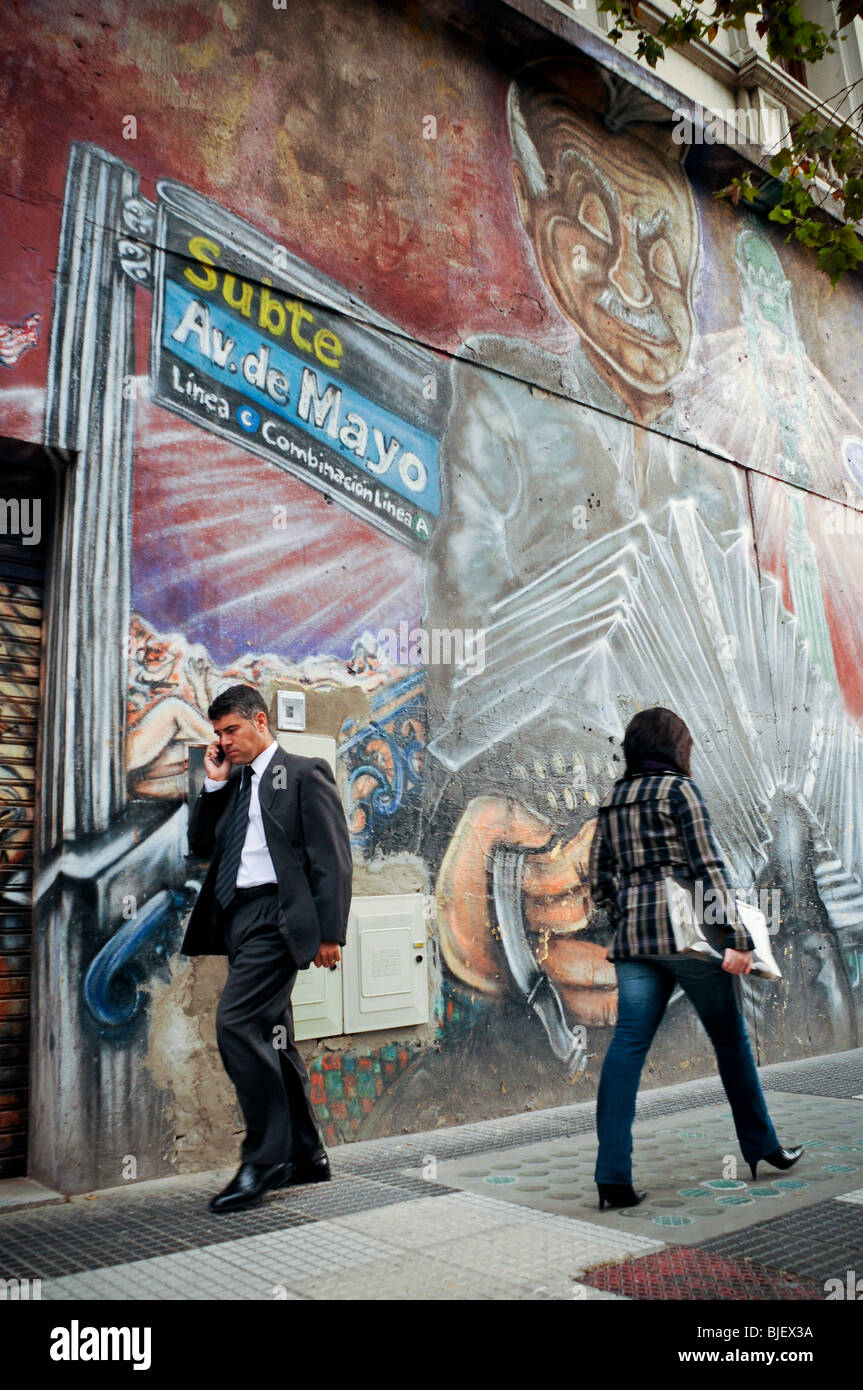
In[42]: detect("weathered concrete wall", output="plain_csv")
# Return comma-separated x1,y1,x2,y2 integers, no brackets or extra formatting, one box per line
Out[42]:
1,0,861,1193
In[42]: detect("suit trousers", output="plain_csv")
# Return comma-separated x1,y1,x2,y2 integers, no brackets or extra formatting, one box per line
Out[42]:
216,890,324,1166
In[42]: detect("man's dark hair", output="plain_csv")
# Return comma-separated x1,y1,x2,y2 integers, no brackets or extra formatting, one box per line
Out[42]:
207,684,270,725
621,706,692,778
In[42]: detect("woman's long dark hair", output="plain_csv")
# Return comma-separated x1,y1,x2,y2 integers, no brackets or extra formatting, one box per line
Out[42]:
620,707,693,779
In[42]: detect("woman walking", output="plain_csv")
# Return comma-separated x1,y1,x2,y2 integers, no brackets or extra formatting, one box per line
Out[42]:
589,707,802,1210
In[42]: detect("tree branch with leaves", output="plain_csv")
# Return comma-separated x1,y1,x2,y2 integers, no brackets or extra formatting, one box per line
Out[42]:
597,0,863,282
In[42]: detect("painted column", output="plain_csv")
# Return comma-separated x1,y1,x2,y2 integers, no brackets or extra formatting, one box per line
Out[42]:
41,142,139,847
30,145,189,1192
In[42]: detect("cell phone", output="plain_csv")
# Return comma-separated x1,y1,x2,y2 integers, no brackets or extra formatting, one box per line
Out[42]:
213,744,226,765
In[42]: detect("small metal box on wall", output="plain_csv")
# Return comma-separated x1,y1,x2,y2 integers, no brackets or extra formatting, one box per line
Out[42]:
343,894,429,1032
276,730,339,766
274,699,430,1039
291,948,343,1039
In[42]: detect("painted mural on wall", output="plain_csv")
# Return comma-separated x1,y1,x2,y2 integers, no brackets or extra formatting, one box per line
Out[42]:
2,0,863,1182
397,55,863,1129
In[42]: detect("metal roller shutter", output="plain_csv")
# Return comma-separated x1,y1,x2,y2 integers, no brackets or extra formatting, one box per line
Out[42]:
0,528,43,1178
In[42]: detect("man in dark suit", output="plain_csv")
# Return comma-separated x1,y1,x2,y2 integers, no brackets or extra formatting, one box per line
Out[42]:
181,684,352,1213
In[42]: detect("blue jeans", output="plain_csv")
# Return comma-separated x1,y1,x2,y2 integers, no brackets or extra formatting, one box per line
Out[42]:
594,956,780,1184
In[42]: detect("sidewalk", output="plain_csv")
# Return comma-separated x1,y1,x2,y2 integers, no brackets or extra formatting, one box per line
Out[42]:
1,1048,861,1301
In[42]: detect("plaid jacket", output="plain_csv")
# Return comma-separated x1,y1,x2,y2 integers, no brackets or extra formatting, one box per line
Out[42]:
588,773,755,960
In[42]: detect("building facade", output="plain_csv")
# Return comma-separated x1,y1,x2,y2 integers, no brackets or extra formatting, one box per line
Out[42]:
1,0,862,1195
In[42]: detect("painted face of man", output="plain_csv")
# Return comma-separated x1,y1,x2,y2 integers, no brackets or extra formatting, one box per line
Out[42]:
520,112,698,398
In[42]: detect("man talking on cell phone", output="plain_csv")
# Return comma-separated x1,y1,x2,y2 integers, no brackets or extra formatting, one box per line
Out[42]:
181,684,353,1213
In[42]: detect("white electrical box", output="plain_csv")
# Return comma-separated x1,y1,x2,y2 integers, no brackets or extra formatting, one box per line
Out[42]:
276,730,337,772
342,894,429,1032
277,689,306,731
292,959,343,1041
280,739,429,1037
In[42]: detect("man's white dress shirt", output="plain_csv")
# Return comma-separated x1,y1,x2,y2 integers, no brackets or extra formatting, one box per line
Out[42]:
203,739,279,887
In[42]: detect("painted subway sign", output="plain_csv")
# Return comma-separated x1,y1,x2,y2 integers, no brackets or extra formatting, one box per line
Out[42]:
150,182,443,548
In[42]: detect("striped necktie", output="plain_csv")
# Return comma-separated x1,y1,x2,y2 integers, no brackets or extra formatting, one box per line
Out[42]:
214,765,253,909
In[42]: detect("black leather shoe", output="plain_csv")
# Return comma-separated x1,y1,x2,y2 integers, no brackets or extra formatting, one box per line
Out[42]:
209,1161,290,1213
276,1153,331,1189
748,1144,804,1182
597,1182,647,1211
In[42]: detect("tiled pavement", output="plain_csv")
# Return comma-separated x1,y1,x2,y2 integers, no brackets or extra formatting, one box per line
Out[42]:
429,1093,863,1242
0,1048,861,1301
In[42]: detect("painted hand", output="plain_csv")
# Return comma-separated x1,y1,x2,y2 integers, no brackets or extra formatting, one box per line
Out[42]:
521,817,618,1025
436,796,617,1027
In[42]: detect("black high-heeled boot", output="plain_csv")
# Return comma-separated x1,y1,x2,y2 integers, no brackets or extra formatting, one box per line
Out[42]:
748,1144,804,1182
597,1182,647,1211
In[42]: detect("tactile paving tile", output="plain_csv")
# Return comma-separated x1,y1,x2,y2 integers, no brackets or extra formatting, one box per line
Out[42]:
41,1220,404,1301
582,1247,823,1300
310,1249,623,1301
334,1051,863,1178
333,1190,661,1277
352,1170,455,1200
311,1251,532,1301
759,1049,863,1100
330,1190,518,1246
0,1173,442,1281
331,1111,598,1173
265,1171,453,1220
634,1081,730,1119
40,1216,628,1302
4,1051,860,1291
330,1079,739,1177
695,1196,863,1284
426,1094,863,1245
423,1215,662,1282
330,1051,863,1176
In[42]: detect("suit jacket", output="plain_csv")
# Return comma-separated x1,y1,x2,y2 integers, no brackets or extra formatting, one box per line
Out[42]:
180,746,353,967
